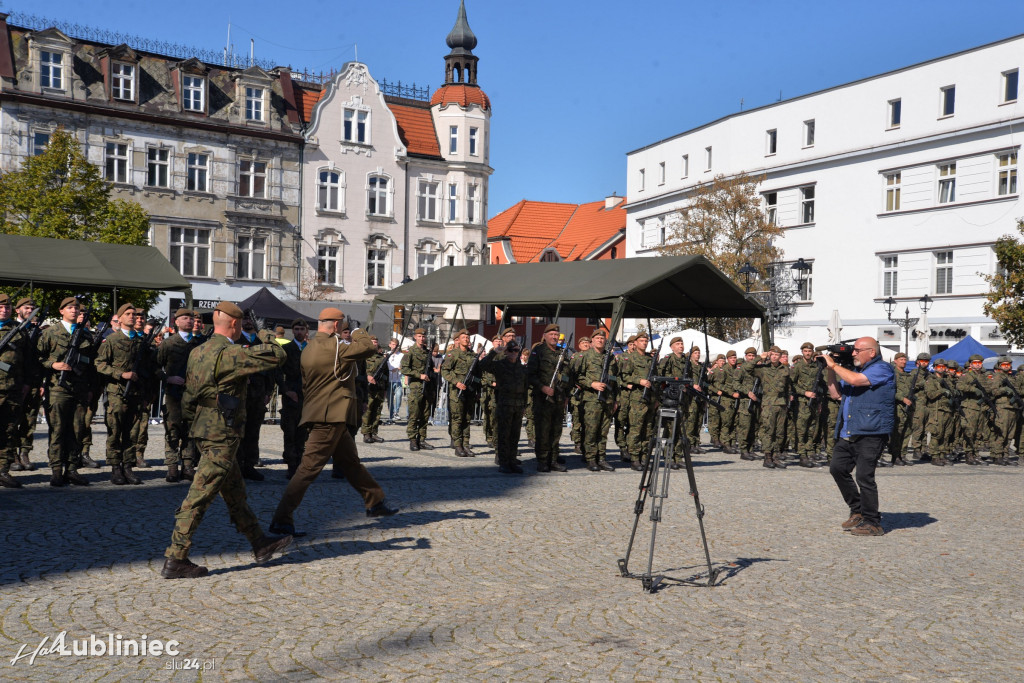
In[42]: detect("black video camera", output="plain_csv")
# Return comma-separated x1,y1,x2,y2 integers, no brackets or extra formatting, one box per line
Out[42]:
816,342,856,369
650,375,694,409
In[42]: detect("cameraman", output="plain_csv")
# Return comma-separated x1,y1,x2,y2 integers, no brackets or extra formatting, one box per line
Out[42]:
821,337,894,536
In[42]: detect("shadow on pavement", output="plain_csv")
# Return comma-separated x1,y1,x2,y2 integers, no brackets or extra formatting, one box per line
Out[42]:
884,511,938,531
207,536,433,576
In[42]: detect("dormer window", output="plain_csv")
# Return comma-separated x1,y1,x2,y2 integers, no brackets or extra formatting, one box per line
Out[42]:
40,50,64,90
245,86,265,122
112,63,135,101
183,76,205,112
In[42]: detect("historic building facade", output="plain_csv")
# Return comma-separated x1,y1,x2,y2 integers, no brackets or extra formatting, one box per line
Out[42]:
625,33,1024,354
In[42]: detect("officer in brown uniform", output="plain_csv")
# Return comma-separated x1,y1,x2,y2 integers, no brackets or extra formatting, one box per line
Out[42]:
157,308,203,482
269,307,397,537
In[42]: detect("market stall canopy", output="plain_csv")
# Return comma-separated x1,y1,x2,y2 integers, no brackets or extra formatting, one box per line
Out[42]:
935,335,997,365
236,287,316,326
370,256,765,321
0,234,190,291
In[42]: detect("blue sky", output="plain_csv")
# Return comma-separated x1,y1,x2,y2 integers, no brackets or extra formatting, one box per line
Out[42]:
11,0,1024,217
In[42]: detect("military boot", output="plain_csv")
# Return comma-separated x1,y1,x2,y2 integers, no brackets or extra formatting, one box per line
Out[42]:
418,440,435,450
80,448,99,469
182,461,196,480
363,433,374,443
462,444,477,457
763,453,775,468
63,468,89,486
965,454,980,466
0,469,23,488
454,444,468,457
161,557,209,579
110,464,128,485
122,464,144,485
136,453,149,468
10,451,24,471
799,455,815,468
19,450,36,471
50,467,66,487
740,451,756,461
166,464,181,483
409,440,420,452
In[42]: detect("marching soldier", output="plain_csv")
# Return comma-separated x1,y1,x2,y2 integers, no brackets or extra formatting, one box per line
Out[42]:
12,297,44,473
621,332,656,470
157,308,203,482
37,296,94,487
890,352,913,466
278,318,309,477
792,342,823,467
479,340,529,473
753,346,791,469
0,293,32,488
574,328,617,472
957,354,993,466
237,315,274,481
924,359,957,466
361,336,388,444
160,301,290,579
441,329,479,456
528,324,570,472
568,335,591,455
401,328,434,451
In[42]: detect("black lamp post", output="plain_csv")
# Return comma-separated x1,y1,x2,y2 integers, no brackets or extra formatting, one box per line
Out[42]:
738,262,758,294
883,295,934,357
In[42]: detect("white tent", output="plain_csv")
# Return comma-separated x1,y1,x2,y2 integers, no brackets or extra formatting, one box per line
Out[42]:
650,328,735,358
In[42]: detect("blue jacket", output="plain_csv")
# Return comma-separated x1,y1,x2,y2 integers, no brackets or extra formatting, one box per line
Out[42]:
836,355,895,437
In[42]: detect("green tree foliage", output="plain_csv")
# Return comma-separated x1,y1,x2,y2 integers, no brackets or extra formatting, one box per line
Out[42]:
655,172,783,341
0,128,158,320
983,218,1024,348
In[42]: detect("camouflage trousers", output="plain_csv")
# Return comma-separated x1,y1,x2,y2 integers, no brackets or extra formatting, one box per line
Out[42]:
480,386,497,443
823,400,840,456
926,409,954,456
532,394,564,465
78,391,100,458
361,387,386,436
19,387,44,452
736,403,758,452
280,394,307,466
908,405,930,453
614,391,631,450
0,391,23,469
569,396,585,447
104,395,142,467
47,388,88,471
163,394,195,466
448,390,475,446
960,408,989,456
758,403,787,453
132,405,149,463
525,392,535,441
795,398,819,456
165,436,262,560
582,399,613,464
685,401,703,446
626,399,654,460
406,382,429,441
495,402,525,466
990,406,1017,457
719,397,739,446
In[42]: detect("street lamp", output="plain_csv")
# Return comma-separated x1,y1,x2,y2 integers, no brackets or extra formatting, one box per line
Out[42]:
738,262,758,293
790,258,811,299
883,295,934,357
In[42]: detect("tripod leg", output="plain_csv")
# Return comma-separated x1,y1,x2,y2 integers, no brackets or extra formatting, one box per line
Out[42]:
681,441,719,586
619,428,660,577
644,410,675,588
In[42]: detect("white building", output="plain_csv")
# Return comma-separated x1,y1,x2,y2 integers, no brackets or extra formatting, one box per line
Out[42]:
625,33,1023,355
297,0,492,303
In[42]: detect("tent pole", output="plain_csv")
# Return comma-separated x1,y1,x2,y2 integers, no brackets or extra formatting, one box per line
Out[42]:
367,297,378,327
608,297,626,346
760,315,771,351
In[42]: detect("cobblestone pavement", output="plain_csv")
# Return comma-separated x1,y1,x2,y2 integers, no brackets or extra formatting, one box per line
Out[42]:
1,419,1023,681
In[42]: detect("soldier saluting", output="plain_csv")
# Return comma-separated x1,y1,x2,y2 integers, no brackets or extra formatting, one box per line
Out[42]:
160,301,290,579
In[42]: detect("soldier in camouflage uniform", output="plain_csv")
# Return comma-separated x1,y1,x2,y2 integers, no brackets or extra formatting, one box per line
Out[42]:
923,359,957,466
889,352,914,466
622,332,656,469
736,347,761,459
401,328,434,451
568,336,590,454
753,346,791,469
779,350,797,454
75,309,104,470
361,336,388,443
989,357,1021,465
237,315,274,481
528,324,571,472
574,328,617,471
905,353,932,459
12,297,44,473
37,296,94,487
479,334,501,448
656,337,690,466
792,342,824,467
707,354,728,449
719,350,742,455
0,293,32,488
161,301,290,579
157,308,204,482
441,329,481,457
479,340,529,473
614,335,636,454
956,354,993,466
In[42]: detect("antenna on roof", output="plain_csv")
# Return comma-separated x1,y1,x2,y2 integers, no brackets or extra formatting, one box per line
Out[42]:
355,43,358,62
225,20,230,67
777,89,782,102
740,97,744,111
250,38,254,67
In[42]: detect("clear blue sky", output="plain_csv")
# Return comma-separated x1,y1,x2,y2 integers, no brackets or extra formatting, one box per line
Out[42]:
10,0,1024,217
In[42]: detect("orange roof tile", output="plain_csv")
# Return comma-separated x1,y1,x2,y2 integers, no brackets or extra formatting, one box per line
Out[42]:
487,198,624,264
550,198,627,261
295,85,325,125
430,83,491,110
388,102,442,158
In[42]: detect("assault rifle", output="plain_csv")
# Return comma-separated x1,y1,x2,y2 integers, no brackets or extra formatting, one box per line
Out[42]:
123,317,165,397
545,332,573,403
456,349,483,401
687,359,723,409
0,307,40,373
996,373,1024,414
595,342,617,402
747,376,762,414
937,374,966,420
371,347,395,385
639,336,664,403
967,372,997,418
57,306,92,389
900,367,924,416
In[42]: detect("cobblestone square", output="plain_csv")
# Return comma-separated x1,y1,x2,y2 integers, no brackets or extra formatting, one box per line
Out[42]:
1,422,1022,681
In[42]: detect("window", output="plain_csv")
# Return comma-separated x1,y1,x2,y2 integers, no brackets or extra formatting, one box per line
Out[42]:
1004,69,1019,103
183,76,205,112
883,256,898,296
766,129,777,155
343,109,368,143
418,180,440,221
105,142,129,183
998,152,1018,196
147,147,169,188
245,87,264,121
659,216,666,245
448,183,458,222
238,159,267,198
764,192,778,224
940,86,955,117
317,244,339,285
111,63,135,100
888,99,901,128
169,227,210,277
467,184,479,224
469,127,478,156
447,255,455,267
885,172,901,212
658,161,666,184
681,154,689,178
935,251,953,294
366,241,387,288
803,120,815,147
237,236,266,280
318,170,342,211
187,152,210,192
938,163,956,203
638,168,645,191
40,50,63,89
800,186,815,223
417,244,439,277
368,175,389,216
449,126,458,154
705,146,712,171
32,131,51,156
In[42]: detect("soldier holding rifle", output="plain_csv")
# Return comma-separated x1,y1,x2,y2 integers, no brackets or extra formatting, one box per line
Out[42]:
441,328,481,457
575,328,618,473
402,328,434,451
0,293,34,488
528,323,571,472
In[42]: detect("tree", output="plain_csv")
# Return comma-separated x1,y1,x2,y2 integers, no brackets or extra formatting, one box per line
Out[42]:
655,172,783,341
982,218,1024,347
298,264,334,301
0,128,157,319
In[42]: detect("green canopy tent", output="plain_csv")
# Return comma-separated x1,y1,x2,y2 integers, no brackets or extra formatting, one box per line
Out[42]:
0,234,191,306
369,256,767,344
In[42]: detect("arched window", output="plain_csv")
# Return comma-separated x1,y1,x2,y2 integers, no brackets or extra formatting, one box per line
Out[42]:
317,168,344,212
367,174,392,217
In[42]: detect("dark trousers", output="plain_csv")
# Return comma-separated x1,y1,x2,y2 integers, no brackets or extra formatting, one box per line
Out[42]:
830,435,886,525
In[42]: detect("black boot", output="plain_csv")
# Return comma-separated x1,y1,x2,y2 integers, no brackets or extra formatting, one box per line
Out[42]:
462,444,476,457
409,439,420,452
122,464,144,485
110,465,128,485
166,464,181,483
161,557,209,579
454,445,468,457
80,452,100,468
19,451,36,471
0,470,23,488
182,461,196,480
363,433,374,443
50,467,66,487
241,466,264,481
418,440,435,450
64,468,89,486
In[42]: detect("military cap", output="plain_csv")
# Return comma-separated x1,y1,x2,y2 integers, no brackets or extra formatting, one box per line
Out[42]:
59,296,79,310
689,345,701,354
592,329,607,339
635,332,649,341
916,352,931,361
968,354,984,362
214,301,244,319
491,335,502,342
174,308,194,319
116,303,136,318
318,307,345,321
15,297,34,308
933,358,947,367
0,293,9,306
800,341,814,351
769,345,782,354
670,336,683,345
454,328,470,338
578,336,591,343
501,327,517,337
715,354,726,361
745,346,758,355
997,356,1012,365
413,327,427,335
626,335,638,344
726,349,737,358
544,323,560,334
291,318,308,328
894,352,907,360
947,360,960,370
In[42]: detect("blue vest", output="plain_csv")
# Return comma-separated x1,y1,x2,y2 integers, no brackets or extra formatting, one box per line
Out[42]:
836,356,895,437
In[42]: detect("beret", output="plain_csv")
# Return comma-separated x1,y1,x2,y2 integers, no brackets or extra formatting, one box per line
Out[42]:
591,329,607,339
635,332,649,341
715,354,726,361
894,352,907,360
769,345,782,353
726,350,737,357
501,327,517,337
0,293,9,306
116,303,136,318
455,328,470,337
800,341,814,350
578,336,590,343
174,308,195,319
215,301,244,319
291,318,308,328
318,307,345,321
544,324,560,334
413,327,427,335
15,297,34,308
60,296,79,310
626,335,637,344
670,336,683,345
745,347,758,354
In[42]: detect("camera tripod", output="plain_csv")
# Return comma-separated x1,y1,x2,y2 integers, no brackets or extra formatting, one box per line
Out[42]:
617,396,720,591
